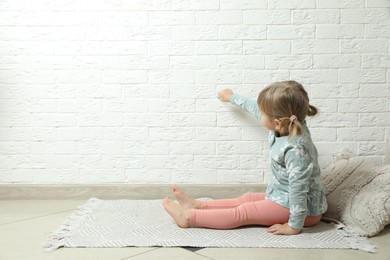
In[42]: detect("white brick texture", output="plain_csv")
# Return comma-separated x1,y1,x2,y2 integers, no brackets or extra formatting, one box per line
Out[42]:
0,0,389,184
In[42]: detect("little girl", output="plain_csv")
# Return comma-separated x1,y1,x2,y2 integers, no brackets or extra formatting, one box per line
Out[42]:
163,80,328,235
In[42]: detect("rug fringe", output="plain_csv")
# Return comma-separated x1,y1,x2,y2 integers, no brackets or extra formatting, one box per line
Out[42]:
335,223,378,253
43,198,101,252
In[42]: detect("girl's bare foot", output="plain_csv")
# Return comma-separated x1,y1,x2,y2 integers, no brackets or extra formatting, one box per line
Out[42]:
172,184,202,209
163,197,190,228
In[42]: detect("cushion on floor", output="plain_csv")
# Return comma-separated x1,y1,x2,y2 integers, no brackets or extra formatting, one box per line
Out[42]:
321,150,390,237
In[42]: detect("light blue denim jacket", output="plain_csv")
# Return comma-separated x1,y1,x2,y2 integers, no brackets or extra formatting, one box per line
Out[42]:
231,93,328,229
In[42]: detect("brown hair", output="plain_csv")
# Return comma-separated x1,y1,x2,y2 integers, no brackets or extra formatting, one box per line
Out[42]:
257,80,318,137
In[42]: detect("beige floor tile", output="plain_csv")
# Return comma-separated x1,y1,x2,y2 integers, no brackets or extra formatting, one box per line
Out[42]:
0,205,154,260
0,200,84,225
128,247,210,260
370,226,390,249
196,247,390,260
196,248,325,260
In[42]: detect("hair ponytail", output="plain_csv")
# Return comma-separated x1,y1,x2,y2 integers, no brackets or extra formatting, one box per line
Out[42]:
308,104,318,117
277,116,303,137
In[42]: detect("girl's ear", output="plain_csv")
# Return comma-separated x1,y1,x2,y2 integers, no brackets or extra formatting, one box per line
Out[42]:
274,119,280,130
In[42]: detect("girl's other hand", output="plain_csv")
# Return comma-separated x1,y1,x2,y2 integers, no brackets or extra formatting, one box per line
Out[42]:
267,223,301,235
218,89,233,102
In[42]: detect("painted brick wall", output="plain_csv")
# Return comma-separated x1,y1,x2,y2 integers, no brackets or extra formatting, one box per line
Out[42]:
0,0,389,184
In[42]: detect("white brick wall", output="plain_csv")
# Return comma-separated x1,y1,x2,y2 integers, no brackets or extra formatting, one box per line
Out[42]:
0,0,389,184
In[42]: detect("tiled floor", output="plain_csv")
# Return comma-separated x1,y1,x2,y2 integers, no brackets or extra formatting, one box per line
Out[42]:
1,200,389,260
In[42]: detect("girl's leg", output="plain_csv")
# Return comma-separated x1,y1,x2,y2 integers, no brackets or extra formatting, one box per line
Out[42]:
172,184,265,210
163,197,282,229
164,196,322,229
200,192,267,210
190,199,322,229
190,199,289,229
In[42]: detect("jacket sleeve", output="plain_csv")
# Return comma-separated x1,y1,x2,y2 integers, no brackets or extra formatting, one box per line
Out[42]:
285,144,313,229
230,93,261,119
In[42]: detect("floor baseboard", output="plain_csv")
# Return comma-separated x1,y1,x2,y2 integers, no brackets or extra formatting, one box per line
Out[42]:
0,184,266,200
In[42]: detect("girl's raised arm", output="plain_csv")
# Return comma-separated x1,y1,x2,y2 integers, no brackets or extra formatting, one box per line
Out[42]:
218,89,260,119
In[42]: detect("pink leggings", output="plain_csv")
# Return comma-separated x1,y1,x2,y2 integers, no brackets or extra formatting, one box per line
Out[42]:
189,192,321,229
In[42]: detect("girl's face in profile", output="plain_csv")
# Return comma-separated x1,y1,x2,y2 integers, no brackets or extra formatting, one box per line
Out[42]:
261,112,279,132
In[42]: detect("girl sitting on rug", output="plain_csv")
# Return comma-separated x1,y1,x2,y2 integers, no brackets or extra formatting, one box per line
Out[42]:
163,80,328,235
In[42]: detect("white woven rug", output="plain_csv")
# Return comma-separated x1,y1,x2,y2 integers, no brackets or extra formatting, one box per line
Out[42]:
44,198,376,253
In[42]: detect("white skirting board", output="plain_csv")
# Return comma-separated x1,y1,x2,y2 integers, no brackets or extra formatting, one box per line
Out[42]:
0,184,266,200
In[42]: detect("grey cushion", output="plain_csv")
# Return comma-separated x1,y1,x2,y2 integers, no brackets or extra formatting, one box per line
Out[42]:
321,151,390,237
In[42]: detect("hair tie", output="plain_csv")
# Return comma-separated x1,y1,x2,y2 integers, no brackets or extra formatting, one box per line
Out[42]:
289,115,297,129
290,115,297,122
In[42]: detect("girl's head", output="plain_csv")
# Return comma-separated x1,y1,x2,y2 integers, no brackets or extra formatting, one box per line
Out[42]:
257,80,318,137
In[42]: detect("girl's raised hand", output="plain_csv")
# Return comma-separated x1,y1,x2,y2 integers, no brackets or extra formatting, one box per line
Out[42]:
218,89,234,102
